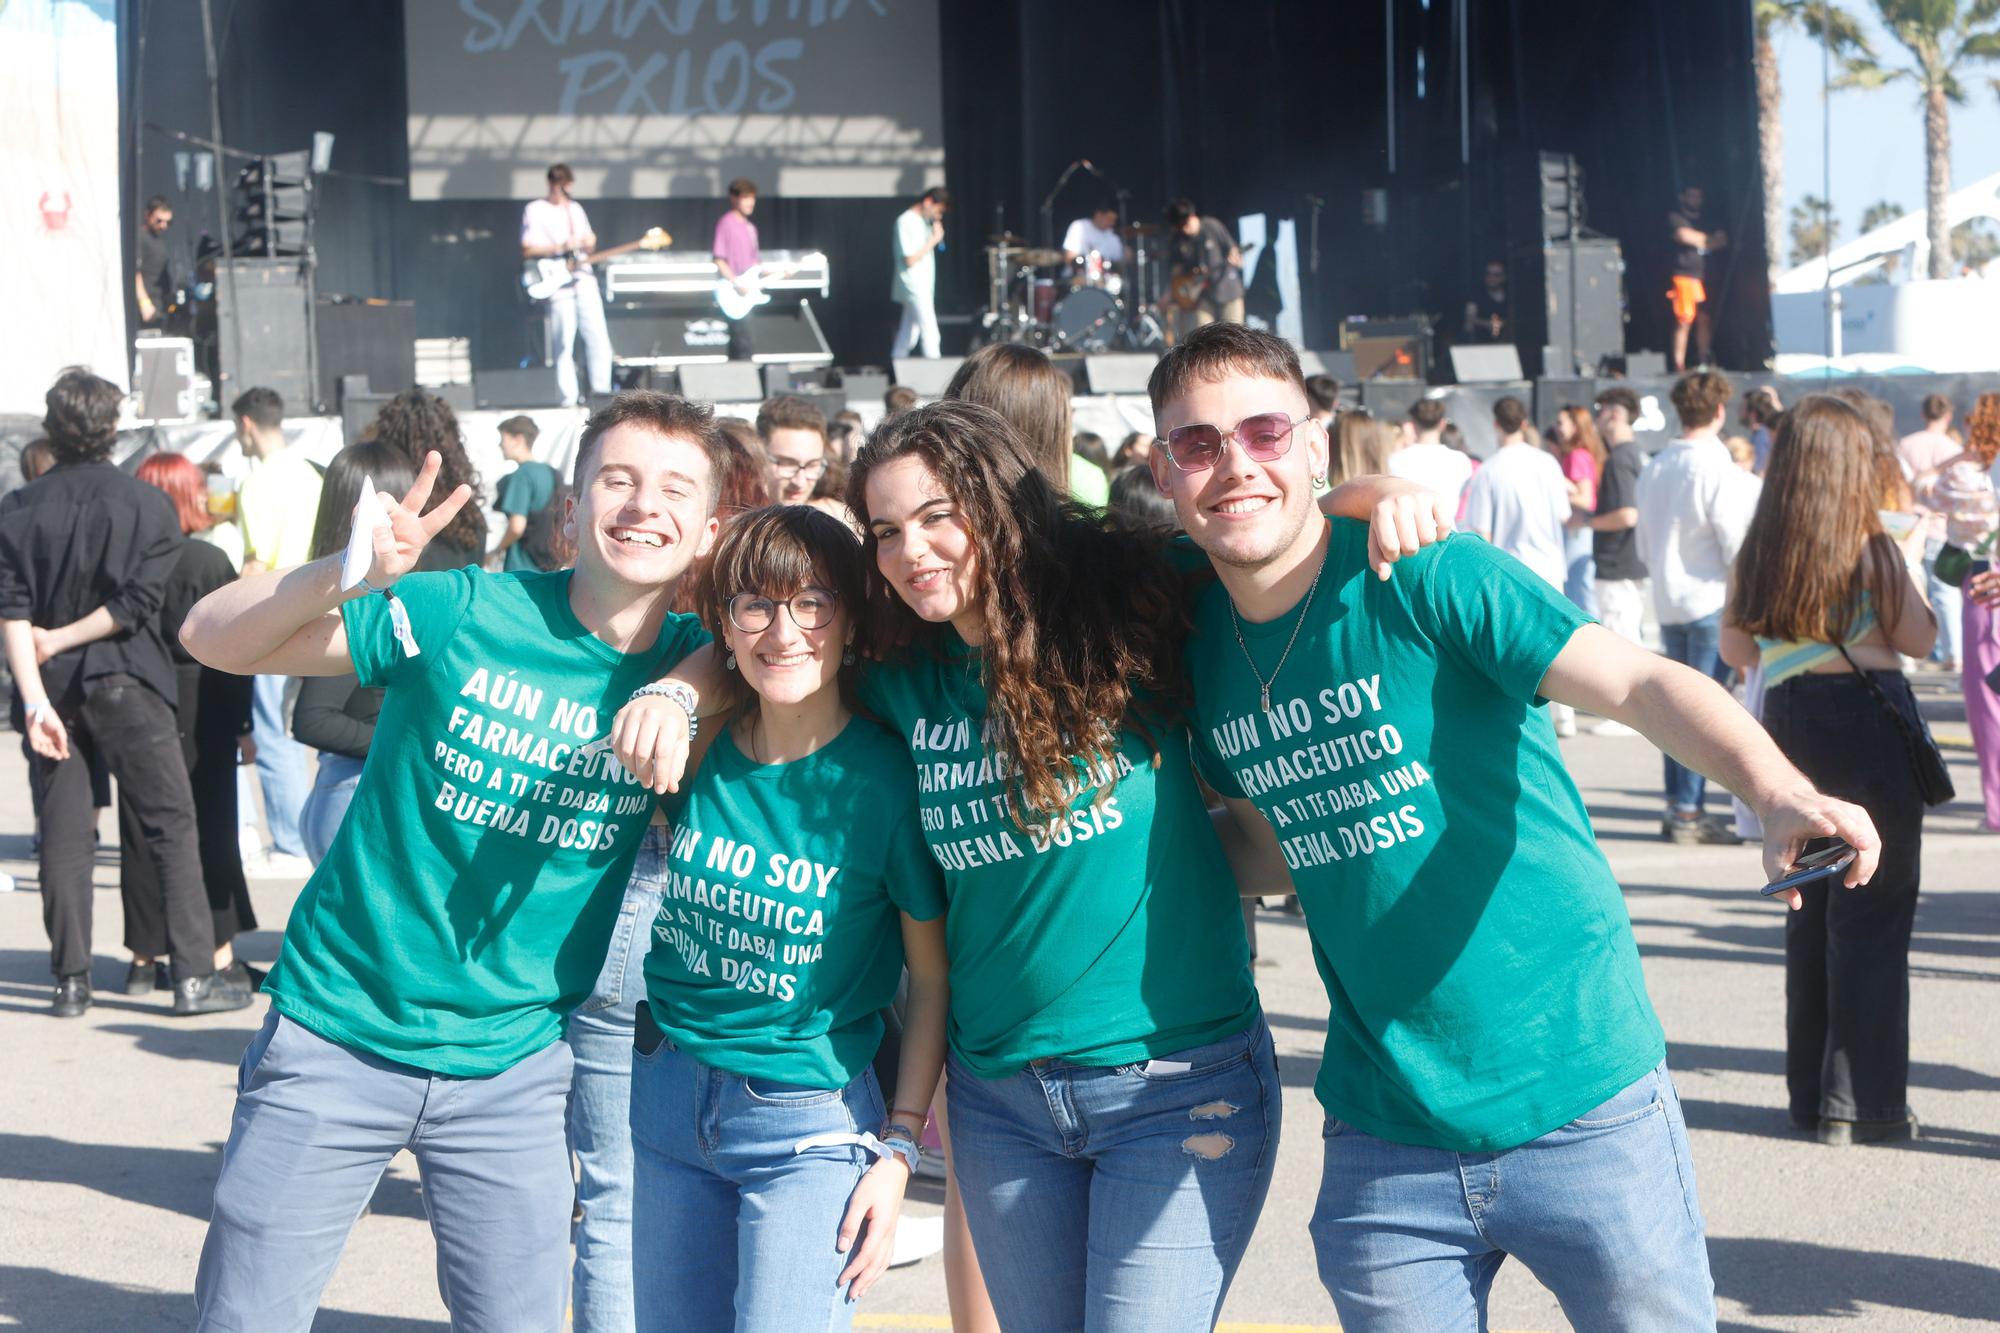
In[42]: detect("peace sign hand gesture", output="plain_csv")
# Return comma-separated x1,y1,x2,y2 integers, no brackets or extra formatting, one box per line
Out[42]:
365,451,474,590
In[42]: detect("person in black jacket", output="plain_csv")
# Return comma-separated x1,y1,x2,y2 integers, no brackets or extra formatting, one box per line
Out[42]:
123,453,261,992
294,444,412,863
0,370,251,1017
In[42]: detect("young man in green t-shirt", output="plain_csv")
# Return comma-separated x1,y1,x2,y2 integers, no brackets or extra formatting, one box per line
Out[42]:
180,392,721,1331
491,414,564,573
1147,324,1881,1331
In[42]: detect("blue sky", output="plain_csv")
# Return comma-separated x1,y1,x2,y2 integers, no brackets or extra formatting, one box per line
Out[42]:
1775,6,2000,253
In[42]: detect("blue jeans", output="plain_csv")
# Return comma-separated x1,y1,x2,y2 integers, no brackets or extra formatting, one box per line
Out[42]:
564,826,668,1333
630,1026,885,1333
1924,540,1963,664
1658,614,1727,814
299,752,363,866
252,674,308,857
197,1013,576,1332
1561,529,1597,619
944,1016,1280,1332
1311,1061,1715,1332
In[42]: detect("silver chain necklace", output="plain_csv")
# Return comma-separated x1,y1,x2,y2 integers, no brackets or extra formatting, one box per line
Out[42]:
1228,558,1324,714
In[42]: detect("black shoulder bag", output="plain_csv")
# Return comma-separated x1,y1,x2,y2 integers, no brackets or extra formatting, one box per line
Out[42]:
1834,645,1955,807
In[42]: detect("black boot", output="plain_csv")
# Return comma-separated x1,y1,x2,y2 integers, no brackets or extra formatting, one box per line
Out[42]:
173,971,254,1016
124,960,164,996
52,974,92,1018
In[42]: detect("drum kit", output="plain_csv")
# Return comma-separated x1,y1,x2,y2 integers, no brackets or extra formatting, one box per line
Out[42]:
979,226,1167,354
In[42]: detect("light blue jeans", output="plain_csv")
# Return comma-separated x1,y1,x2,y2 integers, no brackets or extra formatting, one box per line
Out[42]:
564,826,668,1333
299,752,364,866
629,1021,885,1333
1562,528,1598,619
252,674,308,857
944,1016,1280,1332
1311,1060,1715,1332
196,1012,576,1332
1924,539,1964,664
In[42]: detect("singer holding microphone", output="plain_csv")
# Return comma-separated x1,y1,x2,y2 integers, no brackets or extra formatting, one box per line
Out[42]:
891,187,951,360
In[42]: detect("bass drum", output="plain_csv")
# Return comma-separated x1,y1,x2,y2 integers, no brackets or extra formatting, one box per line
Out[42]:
1050,287,1122,352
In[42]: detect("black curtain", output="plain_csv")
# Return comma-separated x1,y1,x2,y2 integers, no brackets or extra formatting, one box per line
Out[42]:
120,0,1768,377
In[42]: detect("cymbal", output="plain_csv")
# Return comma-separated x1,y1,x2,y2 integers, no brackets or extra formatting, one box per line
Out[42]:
1015,248,1067,267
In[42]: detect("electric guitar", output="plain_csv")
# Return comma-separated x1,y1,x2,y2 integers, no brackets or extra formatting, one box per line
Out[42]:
1170,270,1210,311
713,253,827,320
522,226,671,301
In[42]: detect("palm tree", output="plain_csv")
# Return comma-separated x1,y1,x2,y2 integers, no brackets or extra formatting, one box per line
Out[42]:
1838,1,2000,279
1861,198,1906,232
1754,2,1868,282
1790,194,1841,265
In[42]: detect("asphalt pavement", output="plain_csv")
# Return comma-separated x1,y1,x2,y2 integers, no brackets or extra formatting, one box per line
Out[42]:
1,679,1995,1331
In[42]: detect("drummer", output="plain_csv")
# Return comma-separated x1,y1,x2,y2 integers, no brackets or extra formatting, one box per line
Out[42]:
1061,200,1126,279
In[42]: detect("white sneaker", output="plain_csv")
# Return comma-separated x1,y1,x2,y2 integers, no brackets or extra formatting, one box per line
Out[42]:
889,1214,945,1268
1590,719,1637,736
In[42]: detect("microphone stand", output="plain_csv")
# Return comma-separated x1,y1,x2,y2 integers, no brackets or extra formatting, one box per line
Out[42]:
1040,160,1087,249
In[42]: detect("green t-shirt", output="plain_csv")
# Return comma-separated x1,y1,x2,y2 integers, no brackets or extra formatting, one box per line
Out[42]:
496,460,561,573
1068,457,1110,510
1182,520,1665,1152
856,645,1258,1078
643,717,947,1088
263,569,710,1076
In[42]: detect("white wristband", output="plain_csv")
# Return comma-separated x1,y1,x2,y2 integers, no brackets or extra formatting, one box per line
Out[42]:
630,680,699,740
25,700,53,722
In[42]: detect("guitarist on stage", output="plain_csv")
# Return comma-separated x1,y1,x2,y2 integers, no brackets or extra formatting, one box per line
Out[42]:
712,177,762,361
1164,198,1244,344
520,163,611,407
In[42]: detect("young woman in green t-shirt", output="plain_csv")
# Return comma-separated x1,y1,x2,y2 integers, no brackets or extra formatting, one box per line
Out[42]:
832,400,1279,1330
628,506,950,1332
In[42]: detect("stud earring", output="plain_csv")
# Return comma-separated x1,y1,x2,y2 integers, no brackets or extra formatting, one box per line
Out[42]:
724,651,737,670
843,646,857,666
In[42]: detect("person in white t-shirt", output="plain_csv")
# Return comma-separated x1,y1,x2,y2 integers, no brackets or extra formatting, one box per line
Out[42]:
1388,397,1474,517
1463,396,1578,733
1635,370,1762,843
891,187,951,360
1061,203,1126,268
520,163,612,407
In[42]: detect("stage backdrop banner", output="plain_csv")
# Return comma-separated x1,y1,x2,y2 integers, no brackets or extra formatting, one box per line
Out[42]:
404,0,946,201
0,0,126,415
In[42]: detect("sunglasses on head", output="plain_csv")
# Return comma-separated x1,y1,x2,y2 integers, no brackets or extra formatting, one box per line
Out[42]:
1162,412,1312,472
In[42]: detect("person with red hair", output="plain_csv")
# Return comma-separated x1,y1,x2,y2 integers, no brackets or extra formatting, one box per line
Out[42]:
131,452,260,992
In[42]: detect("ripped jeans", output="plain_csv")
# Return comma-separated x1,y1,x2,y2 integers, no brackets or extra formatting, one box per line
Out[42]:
944,1015,1279,1332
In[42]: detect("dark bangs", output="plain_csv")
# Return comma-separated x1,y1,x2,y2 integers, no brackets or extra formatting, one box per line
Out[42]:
695,503,868,650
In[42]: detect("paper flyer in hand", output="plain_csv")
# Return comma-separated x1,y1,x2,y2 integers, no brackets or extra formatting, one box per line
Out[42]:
340,476,386,592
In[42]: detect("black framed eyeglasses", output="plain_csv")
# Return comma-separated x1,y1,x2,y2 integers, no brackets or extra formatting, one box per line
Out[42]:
727,587,839,633
1162,412,1313,472
769,457,828,480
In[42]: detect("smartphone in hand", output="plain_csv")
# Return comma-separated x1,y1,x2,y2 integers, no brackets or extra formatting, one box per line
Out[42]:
1761,838,1857,897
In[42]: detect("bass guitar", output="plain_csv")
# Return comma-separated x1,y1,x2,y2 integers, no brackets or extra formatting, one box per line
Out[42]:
522,226,671,301
713,253,828,320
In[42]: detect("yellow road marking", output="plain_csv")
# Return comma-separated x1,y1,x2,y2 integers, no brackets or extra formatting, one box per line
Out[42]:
854,1320,1552,1332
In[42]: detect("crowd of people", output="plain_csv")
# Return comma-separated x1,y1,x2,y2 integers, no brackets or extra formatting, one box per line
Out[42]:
2,335,1996,1332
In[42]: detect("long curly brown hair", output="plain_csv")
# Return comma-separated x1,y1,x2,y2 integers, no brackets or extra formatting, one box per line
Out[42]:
1730,394,1909,644
1966,392,2000,466
847,400,1189,822
365,389,488,557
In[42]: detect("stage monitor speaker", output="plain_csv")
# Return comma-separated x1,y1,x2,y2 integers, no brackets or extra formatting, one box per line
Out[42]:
1084,354,1159,395
1297,350,1358,382
214,259,312,411
475,365,564,409
679,361,766,404
892,357,965,398
316,300,415,408
1624,351,1668,378
432,381,477,413
835,369,891,406
1449,345,1525,384
1349,336,1424,382
1358,381,1428,421
791,388,848,425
